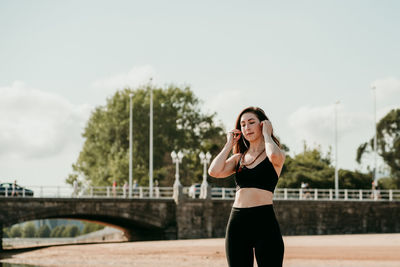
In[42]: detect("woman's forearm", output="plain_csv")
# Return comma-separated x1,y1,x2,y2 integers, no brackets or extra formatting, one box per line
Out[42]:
208,143,233,176
264,135,283,158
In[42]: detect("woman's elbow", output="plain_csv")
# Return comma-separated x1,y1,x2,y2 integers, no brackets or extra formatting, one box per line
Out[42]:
208,167,222,178
208,168,217,178
209,169,228,179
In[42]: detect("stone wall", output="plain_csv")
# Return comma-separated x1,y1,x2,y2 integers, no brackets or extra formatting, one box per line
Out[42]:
175,199,400,238
175,199,233,239
274,200,400,235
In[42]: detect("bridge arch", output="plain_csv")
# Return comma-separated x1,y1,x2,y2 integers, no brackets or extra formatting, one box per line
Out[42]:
0,198,178,244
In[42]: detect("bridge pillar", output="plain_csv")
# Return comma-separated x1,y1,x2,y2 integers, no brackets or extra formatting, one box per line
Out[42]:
173,183,185,204
175,197,217,239
204,199,213,238
205,184,211,200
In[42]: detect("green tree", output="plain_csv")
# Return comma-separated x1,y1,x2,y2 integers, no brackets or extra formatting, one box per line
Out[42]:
61,225,80,237
50,225,66,237
356,109,400,188
82,222,105,235
22,222,36,238
337,169,372,189
9,225,22,238
37,225,51,238
378,176,398,189
278,143,372,189
67,85,225,187
3,227,10,238
278,143,334,188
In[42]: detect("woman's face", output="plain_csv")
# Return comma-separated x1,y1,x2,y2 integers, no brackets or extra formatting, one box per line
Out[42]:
240,112,262,141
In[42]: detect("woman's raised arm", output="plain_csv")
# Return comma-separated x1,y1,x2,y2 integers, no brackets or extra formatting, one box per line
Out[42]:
208,129,242,178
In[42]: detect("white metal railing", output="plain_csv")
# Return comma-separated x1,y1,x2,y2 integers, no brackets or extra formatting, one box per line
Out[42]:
1,186,399,201
211,188,400,201
0,186,174,199
186,187,400,201
211,187,236,199
273,188,400,201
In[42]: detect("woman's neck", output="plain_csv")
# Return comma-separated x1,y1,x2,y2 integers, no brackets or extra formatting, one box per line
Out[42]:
247,138,265,154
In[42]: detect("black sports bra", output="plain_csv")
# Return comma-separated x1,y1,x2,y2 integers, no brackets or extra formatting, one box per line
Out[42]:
235,154,279,193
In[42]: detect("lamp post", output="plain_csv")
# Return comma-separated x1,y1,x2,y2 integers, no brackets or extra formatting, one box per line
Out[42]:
171,151,184,186
334,100,340,199
371,84,378,187
371,84,378,200
199,151,212,199
171,150,184,202
129,93,134,198
149,78,154,197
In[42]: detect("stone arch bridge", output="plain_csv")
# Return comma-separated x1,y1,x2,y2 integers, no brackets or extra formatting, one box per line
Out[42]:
1,197,399,250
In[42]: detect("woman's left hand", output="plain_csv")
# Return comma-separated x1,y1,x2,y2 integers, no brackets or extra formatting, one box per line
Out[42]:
260,120,273,137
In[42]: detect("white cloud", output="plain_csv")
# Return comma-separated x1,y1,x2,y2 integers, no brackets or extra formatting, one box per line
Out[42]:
0,81,91,159
91,65,157,90
201,89,256,130
372,77,400,102
287,104,372,150
288,105,335,148
368,77,400,128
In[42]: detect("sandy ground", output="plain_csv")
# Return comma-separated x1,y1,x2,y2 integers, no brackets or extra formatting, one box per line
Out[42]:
1,234,400,267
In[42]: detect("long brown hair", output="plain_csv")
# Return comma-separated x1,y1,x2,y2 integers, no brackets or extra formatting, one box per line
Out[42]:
233,106,282,154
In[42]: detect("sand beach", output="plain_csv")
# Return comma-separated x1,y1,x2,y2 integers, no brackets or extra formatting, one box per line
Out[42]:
1,234,400,267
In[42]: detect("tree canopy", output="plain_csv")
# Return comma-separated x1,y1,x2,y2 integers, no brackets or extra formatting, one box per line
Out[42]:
67,85,226,187
278,143,372,189
356,108,400,188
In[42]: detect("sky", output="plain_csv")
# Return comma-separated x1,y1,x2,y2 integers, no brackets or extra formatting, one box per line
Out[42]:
1,0,399,187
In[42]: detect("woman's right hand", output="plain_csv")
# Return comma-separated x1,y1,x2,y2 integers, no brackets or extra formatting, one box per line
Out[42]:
227,129,242,147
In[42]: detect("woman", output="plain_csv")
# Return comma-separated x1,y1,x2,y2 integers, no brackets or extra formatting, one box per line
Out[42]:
208,106,286,267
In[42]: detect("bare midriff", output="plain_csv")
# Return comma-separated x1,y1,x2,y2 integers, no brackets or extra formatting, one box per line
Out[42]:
232,188,274,208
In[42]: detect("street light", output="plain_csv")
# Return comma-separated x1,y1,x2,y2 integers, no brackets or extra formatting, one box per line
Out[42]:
199,151,212,199
171,150,184,186
334,100,340,199
149,78,154,197
129,93,134,198
371,84,378,187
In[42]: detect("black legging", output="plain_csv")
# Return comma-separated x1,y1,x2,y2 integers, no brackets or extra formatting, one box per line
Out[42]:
225,204,284,267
